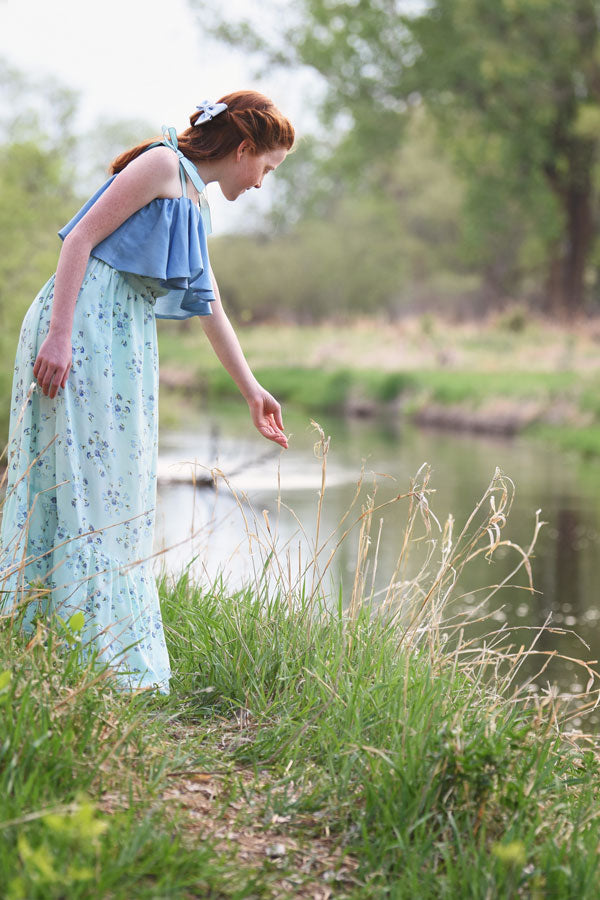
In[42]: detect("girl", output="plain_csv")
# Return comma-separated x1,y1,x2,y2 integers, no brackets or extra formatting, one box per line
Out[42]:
0,91,294,694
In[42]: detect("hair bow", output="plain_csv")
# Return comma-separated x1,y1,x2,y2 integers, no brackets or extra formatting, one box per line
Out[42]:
195,100,228,124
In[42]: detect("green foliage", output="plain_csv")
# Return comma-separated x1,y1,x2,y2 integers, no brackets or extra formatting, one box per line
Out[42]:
406,0,600,311
7,793,107,899
171,357,581,415
211,107,481,321
0,63,81,445
0,61,153,446
527,423,600,459
200,0,600,312
157,557,600,896
74,114,156,195
0,140,77,443
0,605,250,898
2,456,600,895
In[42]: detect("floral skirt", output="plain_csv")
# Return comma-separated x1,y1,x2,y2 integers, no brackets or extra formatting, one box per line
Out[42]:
0,257,171,694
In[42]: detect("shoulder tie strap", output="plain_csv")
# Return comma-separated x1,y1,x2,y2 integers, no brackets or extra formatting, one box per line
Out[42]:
160,125,207,197
143,126,212,232
159,126,212,232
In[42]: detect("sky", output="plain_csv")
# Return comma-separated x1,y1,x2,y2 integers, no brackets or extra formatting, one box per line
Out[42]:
0,0,319,231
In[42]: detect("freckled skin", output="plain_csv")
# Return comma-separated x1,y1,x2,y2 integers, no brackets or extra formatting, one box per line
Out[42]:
32,137,290,450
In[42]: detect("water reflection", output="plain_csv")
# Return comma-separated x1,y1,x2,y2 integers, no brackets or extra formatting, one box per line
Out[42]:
155,402,600,724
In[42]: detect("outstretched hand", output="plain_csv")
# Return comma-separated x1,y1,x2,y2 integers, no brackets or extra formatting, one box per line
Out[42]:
247,387,288,449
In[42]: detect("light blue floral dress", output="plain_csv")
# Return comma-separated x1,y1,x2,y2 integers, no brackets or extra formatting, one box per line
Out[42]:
0,128,215,694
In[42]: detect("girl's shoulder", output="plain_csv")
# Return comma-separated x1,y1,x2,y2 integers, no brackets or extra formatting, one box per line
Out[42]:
116,145,182,195
124,143,202,204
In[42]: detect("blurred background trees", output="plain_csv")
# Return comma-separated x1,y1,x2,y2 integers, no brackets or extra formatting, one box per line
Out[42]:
202,0,600,319
0,60,152,440
0,62,79,439
2,0,600,385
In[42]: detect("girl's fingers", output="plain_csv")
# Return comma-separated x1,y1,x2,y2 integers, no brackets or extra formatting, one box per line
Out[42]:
250,396,288,448
50,370,63,398
34,344,71,396
267,412,283,434
264,395,284,431
39,365,56,397
259,423,288,448
42,370,55,396
35,361,48,387
33,353,45,379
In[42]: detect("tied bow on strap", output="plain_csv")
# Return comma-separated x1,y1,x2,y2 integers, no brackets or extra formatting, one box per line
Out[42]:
195,100,228,124
159,125,212,233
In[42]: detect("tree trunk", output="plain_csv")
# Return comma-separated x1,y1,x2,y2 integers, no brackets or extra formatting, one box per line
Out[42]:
545,143,594,319
544,252,563,315
560,184,593,318
544,191,594,318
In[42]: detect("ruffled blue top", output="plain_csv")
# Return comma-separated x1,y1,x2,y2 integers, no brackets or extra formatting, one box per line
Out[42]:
58,127,215,319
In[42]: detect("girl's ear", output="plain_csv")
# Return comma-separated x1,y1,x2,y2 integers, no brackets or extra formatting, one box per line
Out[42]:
236,139,255,161
236,140,250,161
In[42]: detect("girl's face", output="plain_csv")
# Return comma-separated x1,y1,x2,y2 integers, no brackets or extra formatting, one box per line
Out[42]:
220,142,288,201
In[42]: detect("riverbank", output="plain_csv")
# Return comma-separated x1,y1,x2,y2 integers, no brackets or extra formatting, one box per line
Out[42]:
160,363,600,457
2,574,599,897
2,465,600,897
158,315,600,457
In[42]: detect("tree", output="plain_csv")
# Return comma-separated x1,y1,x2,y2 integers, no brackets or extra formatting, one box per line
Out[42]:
408,0,600,315
0,61,156,444
201,0,600,314
208,106,477,322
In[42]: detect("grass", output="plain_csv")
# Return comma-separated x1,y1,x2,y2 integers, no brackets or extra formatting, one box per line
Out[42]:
4,315,600,452
156,313,600,377
2,427,600,896
527,424,600,460
155,315,600,456
161,362,580,411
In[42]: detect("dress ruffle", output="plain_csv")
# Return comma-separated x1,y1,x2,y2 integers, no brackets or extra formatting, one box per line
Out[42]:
58,175,216,320
1,538,171,694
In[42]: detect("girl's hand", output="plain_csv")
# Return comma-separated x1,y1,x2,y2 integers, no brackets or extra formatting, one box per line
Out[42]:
247,388,288,449
33,333,72,399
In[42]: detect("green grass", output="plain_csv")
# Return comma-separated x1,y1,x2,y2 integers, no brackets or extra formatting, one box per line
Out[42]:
151,316,600,458
157,574,600,898
526,423,600,459
182,364,580,410
156,316,600,379
413,370,579,405
2,460,600,897
166,363,594,444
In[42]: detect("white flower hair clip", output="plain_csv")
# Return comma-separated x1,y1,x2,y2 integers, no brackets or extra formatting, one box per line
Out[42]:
195,100,228,124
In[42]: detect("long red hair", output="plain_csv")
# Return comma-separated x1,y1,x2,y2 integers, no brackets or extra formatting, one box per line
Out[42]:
110,91,295,173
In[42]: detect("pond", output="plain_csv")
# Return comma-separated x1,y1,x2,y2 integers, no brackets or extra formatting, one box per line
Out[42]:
156,400,600,727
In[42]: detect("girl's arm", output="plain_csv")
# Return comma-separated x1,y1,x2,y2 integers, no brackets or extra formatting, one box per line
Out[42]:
201,270,288,449
34,147,184,399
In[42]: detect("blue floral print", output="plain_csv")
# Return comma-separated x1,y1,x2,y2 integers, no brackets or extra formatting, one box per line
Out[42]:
0,258,171,694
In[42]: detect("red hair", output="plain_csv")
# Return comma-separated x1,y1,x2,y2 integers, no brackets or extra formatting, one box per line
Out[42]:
110,91,295,174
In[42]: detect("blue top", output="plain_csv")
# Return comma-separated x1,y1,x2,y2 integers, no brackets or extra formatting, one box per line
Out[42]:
58,127,216,319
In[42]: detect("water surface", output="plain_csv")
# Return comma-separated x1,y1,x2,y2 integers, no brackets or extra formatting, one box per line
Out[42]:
156,402,600,726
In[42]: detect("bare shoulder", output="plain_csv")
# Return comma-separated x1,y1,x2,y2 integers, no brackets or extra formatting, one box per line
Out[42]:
116,145,180,194
122,144,201,202
66,145,183,248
